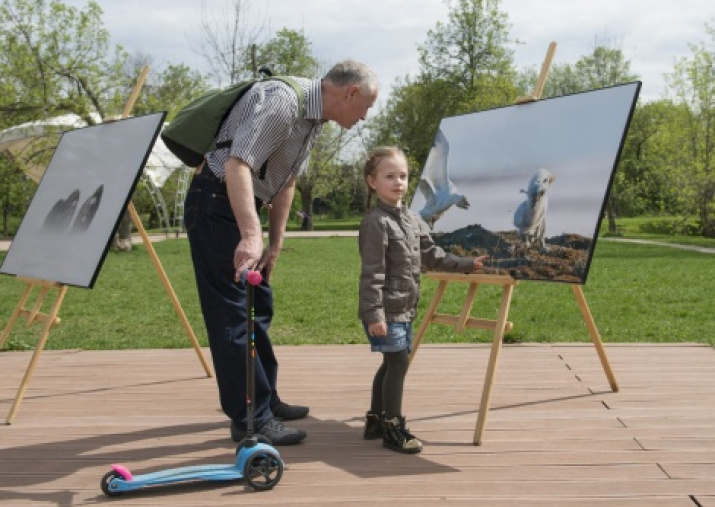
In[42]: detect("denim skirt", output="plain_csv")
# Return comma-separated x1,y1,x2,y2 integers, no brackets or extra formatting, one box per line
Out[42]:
363,321,413,353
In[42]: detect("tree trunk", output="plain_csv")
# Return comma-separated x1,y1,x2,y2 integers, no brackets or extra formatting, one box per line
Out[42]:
112,210,133,251
606,198,618,234
2,187,7,237
299,184,314,231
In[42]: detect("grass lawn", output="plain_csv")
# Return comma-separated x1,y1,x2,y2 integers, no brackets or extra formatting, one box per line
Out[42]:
0,235,713,351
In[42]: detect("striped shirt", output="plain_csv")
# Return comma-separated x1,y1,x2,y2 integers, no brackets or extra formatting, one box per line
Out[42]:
205,77,324,203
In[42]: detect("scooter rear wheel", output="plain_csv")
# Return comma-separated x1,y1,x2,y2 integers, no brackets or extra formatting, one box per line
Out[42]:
244,450,283,491
100,471,124,497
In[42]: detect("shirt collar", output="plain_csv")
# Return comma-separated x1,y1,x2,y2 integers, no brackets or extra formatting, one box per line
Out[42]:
376,198,404,217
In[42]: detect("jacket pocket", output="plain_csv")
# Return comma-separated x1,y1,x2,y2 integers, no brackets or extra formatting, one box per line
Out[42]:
383,278,415,312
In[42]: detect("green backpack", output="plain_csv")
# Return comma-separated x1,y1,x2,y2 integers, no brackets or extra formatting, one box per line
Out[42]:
161,76,304,168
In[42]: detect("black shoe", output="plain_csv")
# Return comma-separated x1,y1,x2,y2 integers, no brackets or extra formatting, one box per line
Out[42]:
382,416,422,454
231,418,307,445
364,411,383,440
272,401,309,421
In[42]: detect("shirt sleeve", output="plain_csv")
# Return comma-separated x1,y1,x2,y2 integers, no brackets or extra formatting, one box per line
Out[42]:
416,214,475,273
228,82,298,173
358,215,388,325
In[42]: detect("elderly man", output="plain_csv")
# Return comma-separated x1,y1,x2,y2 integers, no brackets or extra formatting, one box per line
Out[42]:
185,60,378,445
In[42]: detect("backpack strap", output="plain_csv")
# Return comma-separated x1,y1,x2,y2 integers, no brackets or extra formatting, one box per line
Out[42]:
214,76,306,151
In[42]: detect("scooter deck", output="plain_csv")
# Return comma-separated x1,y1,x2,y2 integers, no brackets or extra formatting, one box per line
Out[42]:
109,463,242,492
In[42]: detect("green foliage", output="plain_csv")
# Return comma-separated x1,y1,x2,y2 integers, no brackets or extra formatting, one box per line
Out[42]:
0,0,130,122
599,215,714,241
418,0,516,100
131,63,211,121
253,28,320,77
0,157,33,236
662,22,715,236
0,237,713,351
615,100,686,217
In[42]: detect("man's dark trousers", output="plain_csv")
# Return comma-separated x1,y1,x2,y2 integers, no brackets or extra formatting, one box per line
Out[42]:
185,170,278,431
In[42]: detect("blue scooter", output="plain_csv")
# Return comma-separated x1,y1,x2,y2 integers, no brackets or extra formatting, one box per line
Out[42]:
100,270,284,495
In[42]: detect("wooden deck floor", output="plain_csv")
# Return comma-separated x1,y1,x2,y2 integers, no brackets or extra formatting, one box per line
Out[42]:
1,343,714,506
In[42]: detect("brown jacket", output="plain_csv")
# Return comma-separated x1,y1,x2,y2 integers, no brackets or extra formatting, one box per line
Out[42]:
358,199,474,325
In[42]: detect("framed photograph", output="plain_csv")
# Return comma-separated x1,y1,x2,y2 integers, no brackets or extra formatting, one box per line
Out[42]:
410,82,641,284
0,112,167,288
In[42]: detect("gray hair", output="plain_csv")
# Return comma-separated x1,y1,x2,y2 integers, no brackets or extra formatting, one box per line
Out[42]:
324,60,378,95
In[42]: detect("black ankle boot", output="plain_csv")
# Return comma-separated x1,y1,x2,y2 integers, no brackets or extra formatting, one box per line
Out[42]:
382,415,422,454
364,411,383,440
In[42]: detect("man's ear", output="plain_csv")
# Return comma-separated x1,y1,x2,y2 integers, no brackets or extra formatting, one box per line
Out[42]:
347,84,361,99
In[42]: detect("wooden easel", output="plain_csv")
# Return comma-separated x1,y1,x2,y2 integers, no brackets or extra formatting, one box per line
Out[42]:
1,65,211,425
409,42,618,445
0,278,67,423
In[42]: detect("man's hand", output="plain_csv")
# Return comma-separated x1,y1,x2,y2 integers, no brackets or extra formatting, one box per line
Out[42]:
257,243,281,282
233,236,264,282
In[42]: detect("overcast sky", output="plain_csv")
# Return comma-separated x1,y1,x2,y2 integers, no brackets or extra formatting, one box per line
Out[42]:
60,0,713,105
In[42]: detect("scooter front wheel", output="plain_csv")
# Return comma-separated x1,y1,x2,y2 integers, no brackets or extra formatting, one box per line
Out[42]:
100,471,124,497
244,450,283,491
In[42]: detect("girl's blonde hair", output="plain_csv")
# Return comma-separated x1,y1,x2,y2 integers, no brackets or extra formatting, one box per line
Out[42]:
363,146,407,210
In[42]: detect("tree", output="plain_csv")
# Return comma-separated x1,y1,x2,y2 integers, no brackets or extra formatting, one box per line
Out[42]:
193,0,265,85
664,21,714,237
418,0,517,108
251,28,319,77
128,62,211,121
0,0,130,125
0,0,133,241
0,155,32,236
295,123,360,226
0,0,210,245
614,100,683,218
570,40,638,233
516,62,588,99
575,43,637,90
369,0,518,190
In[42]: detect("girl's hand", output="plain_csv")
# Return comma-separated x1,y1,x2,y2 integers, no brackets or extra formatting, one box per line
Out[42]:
368,321,387,336
473,255,488,272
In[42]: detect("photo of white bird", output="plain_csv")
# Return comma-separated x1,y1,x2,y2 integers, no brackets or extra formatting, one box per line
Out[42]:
418,128,470,228
513,168,556,251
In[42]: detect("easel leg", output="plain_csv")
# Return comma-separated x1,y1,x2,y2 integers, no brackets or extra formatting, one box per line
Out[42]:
5,285,67,424
456,282,479,334
409,280,448,365
117,65,210,377
473,283,515,445
0,283,34,350
572,285,618,392
127,203,213,378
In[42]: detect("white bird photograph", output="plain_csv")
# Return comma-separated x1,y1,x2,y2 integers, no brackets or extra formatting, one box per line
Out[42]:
417,128,470,229
409,82,641,284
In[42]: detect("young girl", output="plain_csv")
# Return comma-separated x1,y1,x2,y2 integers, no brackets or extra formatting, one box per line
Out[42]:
358,146,487,454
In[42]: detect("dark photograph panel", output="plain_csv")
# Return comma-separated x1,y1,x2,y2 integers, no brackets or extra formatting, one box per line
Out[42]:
410,82,641,284
0,112,167,288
